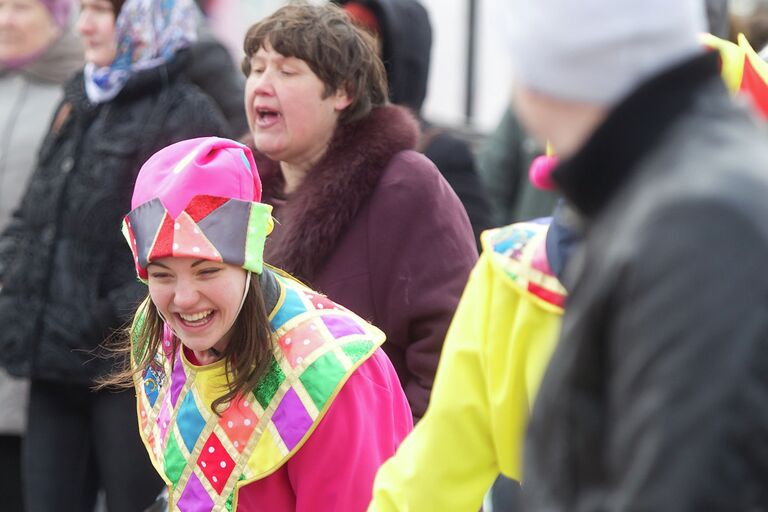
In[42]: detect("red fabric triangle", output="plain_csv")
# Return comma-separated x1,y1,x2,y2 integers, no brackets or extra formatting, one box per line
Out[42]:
741,58,768,118
185,195,229,223
148,213,175,263
123,219,144,278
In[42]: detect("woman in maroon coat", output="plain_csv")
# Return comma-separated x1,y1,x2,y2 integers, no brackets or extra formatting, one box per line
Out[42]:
243,3,477,418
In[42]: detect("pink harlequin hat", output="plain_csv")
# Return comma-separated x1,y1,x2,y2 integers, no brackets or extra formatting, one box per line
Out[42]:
122,137,273,281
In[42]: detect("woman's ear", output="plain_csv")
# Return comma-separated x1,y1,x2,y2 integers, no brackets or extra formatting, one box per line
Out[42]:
333,86,354,112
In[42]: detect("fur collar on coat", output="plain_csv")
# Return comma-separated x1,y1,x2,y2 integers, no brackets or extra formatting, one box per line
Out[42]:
258,104,419,281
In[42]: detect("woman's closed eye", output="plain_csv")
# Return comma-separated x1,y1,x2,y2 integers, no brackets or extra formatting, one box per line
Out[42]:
197,267,221,277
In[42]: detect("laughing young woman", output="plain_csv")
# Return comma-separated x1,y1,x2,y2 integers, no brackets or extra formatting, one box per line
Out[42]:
113,137,412,511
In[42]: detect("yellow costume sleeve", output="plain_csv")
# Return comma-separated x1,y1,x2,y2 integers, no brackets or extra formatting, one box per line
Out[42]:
369,241,562,512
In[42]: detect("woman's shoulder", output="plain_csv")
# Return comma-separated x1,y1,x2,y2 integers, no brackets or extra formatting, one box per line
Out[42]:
370,149,470,225
153,79,230,137
163,78,219,110
348,348,403,395
377,149,444,192
118,56,217,112
385,148,437,170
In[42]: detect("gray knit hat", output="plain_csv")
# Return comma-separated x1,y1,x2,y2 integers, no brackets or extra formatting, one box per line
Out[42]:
503,0,708,105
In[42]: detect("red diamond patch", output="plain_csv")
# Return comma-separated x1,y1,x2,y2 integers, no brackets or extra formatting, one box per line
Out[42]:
197,433,235,495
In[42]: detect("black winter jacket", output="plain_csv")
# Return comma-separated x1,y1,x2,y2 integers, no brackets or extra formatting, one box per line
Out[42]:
185,38,248,137
524,53,768,511
0,52,228,383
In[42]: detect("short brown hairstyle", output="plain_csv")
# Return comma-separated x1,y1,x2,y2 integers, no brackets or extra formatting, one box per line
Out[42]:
242,2,389,125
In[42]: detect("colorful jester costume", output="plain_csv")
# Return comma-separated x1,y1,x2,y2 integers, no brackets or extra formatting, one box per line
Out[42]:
122,137,413,511
369,219,566,511
701,32,768,117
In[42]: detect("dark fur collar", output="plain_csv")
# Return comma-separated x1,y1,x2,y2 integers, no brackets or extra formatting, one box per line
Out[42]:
258,104,419,281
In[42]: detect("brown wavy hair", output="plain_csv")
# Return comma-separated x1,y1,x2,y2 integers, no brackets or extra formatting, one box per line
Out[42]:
98,276,274,415
242,1,389,125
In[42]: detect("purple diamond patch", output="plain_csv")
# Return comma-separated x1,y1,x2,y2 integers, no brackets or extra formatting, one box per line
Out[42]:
176,473,214,512
321,314,365,339
272,388,312,451
170,352,187,407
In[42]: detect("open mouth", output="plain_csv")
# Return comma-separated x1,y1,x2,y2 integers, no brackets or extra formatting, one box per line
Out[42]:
177,310,215,328
255,107,281,127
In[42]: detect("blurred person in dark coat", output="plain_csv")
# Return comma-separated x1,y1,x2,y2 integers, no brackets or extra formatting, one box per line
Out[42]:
706,0,730,39
477,107,557,225
0,2,82,509
189,0,249,137
502,0,768,509
0,0,228,509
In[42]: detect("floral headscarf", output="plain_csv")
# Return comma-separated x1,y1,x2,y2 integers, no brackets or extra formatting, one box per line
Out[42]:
84,0,198,104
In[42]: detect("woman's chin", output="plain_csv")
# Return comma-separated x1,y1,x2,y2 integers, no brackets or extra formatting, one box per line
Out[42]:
252,139,287,161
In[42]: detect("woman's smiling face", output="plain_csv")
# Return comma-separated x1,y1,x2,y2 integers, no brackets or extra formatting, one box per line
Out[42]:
147,258,248,364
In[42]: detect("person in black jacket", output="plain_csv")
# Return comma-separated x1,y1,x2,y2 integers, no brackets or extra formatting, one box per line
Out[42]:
186,27,249,137
335,0,493,247
187,0,249,137
503,0,768,510
0,0,228,510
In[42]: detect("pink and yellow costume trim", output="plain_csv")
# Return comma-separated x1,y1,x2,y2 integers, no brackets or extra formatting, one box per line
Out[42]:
488,220,566,309
133,271,384,511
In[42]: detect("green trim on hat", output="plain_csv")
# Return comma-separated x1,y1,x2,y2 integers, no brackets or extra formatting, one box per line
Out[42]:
244,203,274,274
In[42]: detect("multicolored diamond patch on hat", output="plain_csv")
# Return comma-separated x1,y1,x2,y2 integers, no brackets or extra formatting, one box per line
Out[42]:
123,137,274,280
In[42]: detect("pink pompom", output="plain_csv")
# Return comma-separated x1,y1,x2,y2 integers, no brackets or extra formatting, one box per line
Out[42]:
528,155,559,191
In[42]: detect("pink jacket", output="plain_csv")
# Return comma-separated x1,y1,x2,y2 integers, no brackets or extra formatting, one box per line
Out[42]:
237,349,413,510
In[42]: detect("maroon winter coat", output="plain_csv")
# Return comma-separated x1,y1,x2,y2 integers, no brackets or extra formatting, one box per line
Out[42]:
256,105,478,417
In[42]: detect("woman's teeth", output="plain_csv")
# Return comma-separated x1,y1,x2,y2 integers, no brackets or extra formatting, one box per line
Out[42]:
179,310,213,325
258,109,278,120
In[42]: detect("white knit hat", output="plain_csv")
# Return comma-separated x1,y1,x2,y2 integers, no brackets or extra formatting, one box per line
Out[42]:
502,0,708,105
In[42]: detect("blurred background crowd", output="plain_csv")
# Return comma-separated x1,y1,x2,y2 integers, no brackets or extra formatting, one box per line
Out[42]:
1,0,767,510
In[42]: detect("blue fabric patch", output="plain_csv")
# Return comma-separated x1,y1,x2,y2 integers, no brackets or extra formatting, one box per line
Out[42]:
143,367,160,408
239,151,252,172
271,287,307,330
494,227,536,255
176,392,206,453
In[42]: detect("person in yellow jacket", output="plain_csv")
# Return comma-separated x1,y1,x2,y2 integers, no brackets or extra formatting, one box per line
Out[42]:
369,215,570,511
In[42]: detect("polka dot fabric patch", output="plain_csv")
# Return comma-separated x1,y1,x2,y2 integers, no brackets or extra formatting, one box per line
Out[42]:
197,433,235,495
279,319,326,368
218,396,259,454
